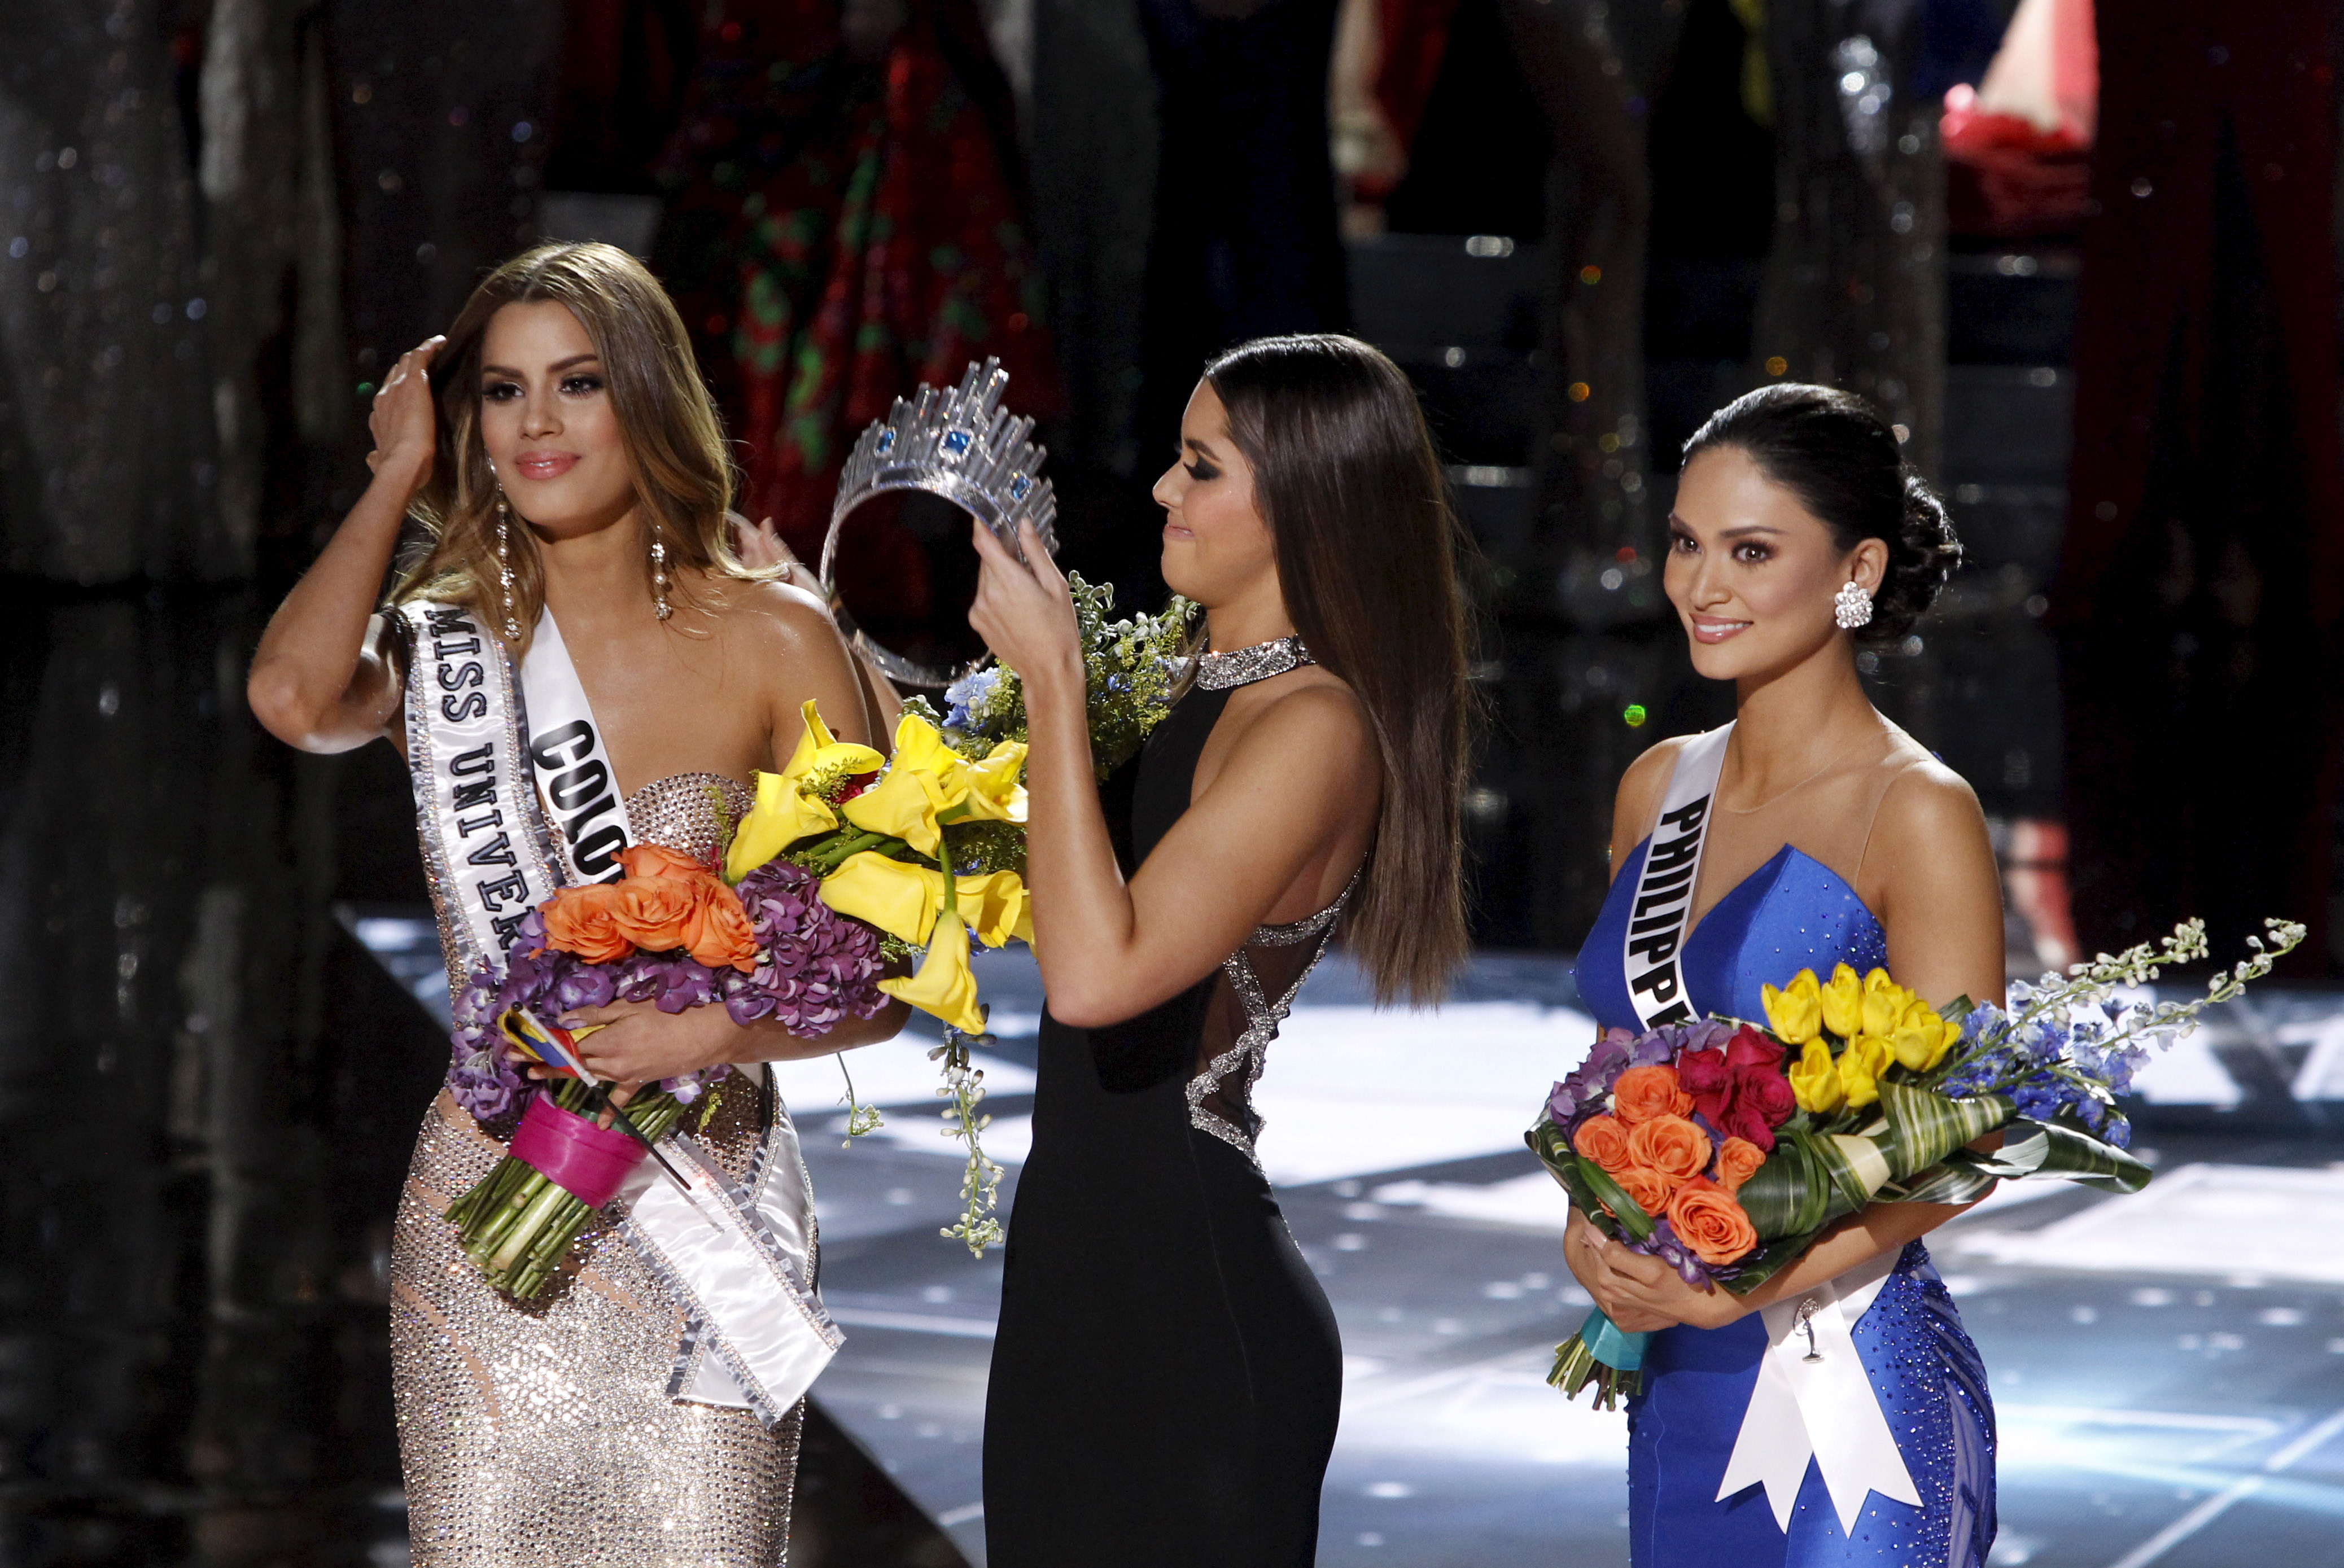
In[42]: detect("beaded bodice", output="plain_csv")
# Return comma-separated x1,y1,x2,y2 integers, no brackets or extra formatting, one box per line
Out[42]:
622,772,754,868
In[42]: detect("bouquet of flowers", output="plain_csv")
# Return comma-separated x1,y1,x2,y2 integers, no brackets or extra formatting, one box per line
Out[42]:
1533,918,2306,1407
441,844,889,1298
439,575,1197,1284
714,573,1195,1252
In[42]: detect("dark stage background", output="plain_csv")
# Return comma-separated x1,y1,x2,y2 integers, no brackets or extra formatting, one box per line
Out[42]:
3,1,2343,1563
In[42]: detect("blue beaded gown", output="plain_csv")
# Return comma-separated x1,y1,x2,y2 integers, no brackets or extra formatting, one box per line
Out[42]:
1575,761,1997,1567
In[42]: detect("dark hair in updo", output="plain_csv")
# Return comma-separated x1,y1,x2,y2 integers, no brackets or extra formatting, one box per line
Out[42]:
1682,383,1961,641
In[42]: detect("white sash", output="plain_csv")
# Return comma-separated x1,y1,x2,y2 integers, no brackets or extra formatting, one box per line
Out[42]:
1620,721,1922,1531
399,599,839,1425
1624,724,1733,1028
400,601,568,986
518,607,637,882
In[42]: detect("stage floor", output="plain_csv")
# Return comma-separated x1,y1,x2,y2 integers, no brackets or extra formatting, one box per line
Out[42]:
778,949,2344,1568
357,925,2344,1567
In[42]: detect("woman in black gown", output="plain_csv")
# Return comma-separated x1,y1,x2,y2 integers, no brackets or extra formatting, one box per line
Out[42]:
967,334,1475,1566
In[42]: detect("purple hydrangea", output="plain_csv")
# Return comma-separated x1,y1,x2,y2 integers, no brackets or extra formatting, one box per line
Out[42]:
1543,1019,1735,1132
723,860,889,1035
445,864,887,1121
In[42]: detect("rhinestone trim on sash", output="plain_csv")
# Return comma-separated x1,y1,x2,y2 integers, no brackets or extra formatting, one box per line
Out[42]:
1194,633,1315,691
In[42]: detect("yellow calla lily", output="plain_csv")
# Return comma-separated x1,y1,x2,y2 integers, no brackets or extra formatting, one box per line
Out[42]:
1860,967,1913,1038
887,709,954,768
1836,1033,1895,1109
725,769,839,883
840,763,955,858
954,869,1031,949
1819,962,1865,1040
1790,1036,1845,1114
722,699,885,882
817,851,947,946
1761,969,1825,1045
780,698,886,789
881,911,986,1035
946,739,1028,825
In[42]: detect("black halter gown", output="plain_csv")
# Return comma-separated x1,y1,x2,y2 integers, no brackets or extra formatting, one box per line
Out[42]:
982,678,1349,1567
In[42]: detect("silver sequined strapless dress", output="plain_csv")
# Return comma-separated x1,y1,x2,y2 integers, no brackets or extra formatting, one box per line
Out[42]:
390,774,808,1567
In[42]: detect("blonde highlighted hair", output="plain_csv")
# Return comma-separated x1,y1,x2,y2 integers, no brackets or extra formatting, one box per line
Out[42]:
393,242,762,636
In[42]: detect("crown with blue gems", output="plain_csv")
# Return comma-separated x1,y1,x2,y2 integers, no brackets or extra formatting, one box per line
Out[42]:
823,358,1057,563
820,358,1057,686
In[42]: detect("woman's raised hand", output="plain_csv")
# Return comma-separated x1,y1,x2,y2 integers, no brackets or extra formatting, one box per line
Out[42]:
968,516,1081,686
367,335,444,485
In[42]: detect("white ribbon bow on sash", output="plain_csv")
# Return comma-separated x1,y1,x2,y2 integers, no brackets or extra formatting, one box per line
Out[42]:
1715,1249,1923,1534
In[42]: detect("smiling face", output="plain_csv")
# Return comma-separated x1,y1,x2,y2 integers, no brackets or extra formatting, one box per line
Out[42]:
478,299,637,540
1664,444,1886,682
1151,380,1281,613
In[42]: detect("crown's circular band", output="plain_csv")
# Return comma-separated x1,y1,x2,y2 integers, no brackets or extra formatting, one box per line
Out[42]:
819,358,1060,686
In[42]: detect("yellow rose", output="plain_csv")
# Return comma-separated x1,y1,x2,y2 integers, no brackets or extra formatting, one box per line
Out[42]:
1836,1034,1895,1109
1790,1036,1845,1114
1860,968,1914,1038
1762,969,1825,1045
1820,962,1865,1040
817,852,947,946
881,912,986,1035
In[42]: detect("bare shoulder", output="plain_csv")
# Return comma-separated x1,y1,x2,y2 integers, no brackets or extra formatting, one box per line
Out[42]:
1616,733,1694,824
1871,752,1990,850
1232,674,1374,763
711,575,840,650
1864,751,1997,902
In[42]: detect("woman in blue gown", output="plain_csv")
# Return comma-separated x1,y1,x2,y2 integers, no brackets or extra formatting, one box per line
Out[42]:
1565,384,2002,1567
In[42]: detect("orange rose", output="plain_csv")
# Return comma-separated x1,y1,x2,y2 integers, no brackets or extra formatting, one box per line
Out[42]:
540,882,633,962
1667,1177,1759,1267
1626,1114,1712,1182
621,843,714,882
1610,1164,1674,1220
608,875,699,952
1611,1065,1694,1125
680,880,759,972
1716,1136,1766,1194
1571,1114,1633,1175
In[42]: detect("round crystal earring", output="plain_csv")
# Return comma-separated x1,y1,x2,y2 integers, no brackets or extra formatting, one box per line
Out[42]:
495,490,522,641
650,525,672,621
1833,579,1874,631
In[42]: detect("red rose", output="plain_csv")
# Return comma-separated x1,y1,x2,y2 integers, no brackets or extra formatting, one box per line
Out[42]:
1733,1063,1799,1128
1725,1024,1786,1074
1677,1048,1732,1125
1717,1100,1777,1153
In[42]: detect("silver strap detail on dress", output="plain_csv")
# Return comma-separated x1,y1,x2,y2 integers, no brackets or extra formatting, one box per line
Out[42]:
1193,633,1315,690
1186,871,1360,1164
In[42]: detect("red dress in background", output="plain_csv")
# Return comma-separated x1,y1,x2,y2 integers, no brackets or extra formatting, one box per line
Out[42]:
656,0,1059,559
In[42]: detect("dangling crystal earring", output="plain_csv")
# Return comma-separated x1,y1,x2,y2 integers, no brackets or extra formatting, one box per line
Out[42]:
494,490,522,641
650,524,672,621
1833,579,1874,631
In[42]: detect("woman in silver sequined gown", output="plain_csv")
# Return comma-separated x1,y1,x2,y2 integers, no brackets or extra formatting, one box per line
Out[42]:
248,244,903,1566
967,336,1476,1566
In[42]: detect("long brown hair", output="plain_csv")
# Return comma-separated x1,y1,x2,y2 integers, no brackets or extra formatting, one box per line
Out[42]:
1204,334,1476,1005
393,242,760,637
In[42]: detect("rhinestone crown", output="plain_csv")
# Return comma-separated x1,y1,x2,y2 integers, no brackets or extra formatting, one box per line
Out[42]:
821,358,1058,686
823,358,1058,573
